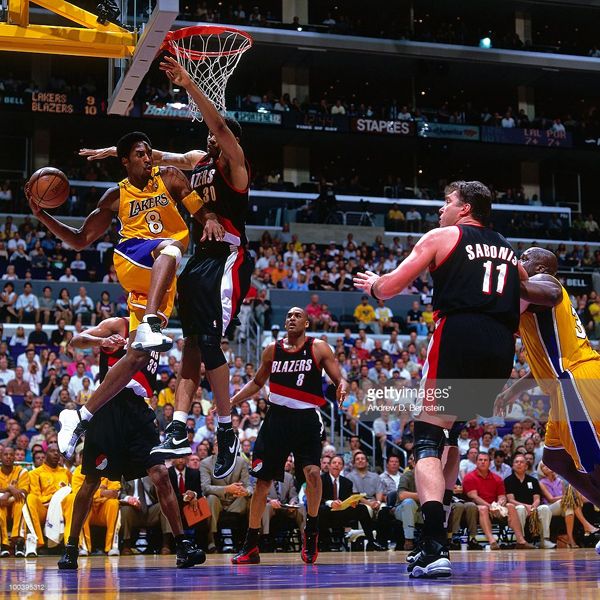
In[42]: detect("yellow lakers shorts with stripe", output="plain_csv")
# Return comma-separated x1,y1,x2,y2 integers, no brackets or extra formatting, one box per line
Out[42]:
113,238,176,331
544,360,600,473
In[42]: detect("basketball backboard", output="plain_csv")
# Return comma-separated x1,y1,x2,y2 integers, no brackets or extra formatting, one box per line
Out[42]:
107,0,179,115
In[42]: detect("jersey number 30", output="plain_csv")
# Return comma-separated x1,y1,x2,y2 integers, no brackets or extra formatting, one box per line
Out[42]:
482,261,508,295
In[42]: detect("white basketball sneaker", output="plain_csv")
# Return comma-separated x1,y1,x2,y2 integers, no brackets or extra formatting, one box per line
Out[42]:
131,317,173,353
57,409,89,459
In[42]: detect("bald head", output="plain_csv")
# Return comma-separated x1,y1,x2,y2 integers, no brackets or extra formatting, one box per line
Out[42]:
520,247,558,277
285,306,309,334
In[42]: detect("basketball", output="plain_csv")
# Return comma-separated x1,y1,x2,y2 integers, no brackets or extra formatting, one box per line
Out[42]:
27,167,70,209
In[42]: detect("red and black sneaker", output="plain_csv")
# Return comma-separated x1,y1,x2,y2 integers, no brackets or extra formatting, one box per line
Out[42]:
231,546,260,565
301,531,319,564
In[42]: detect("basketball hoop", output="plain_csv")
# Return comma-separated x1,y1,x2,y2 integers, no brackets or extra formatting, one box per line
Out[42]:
162,25,253,122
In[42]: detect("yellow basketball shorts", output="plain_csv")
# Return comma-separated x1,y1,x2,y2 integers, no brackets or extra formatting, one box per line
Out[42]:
113,238,176,331
544,360,600,473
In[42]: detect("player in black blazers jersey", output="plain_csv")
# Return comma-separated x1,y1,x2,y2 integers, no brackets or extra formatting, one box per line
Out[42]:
148,56,254,481
355,181,525,578
228,307,348,565
57,317,205,571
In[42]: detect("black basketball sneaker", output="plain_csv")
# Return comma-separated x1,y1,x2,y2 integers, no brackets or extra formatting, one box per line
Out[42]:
408,538,451,579
213,426,240,479
58,544,79,570
150,421,192,457
301,531,319,564
176,539,206,568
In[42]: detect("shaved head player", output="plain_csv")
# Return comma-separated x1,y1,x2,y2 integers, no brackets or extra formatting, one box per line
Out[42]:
229,307,348,565
496,247,600,552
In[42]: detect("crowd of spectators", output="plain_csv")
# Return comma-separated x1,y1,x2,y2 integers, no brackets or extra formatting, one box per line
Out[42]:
2,278,600,554
0,208,598,555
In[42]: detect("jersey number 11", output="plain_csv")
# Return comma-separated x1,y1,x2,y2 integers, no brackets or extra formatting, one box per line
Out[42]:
482,261,508,295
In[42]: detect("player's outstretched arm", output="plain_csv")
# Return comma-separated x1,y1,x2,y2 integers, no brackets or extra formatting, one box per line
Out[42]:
79,146,205,170
26,186,118,251
160,56,245,168
520,274,562,307
230,344,275,407
354,228,447,300
314,340,348,408
70,317,128,350
161,167,225,242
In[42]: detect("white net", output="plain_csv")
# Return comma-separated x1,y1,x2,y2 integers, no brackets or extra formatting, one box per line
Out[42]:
165,26,253,122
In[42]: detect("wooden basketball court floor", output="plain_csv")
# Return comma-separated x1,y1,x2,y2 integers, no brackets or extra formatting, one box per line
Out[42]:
3,549,600,599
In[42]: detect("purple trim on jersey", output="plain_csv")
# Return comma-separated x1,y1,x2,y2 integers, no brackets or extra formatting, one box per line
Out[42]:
114,238,164,269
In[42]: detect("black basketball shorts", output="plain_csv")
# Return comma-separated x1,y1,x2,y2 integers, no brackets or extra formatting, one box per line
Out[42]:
420,312,515,433
251,403,324,482
81,390,163,482
177,247,253,338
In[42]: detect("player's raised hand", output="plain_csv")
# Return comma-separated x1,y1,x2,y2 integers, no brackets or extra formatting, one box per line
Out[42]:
79,147,117,161
353,270,379,296
160,55,193,89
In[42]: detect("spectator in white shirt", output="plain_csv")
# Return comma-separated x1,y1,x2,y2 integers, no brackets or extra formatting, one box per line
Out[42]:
221,339,235,365
70,253,87,270
15,282,39,322
356,329,374,352
17,347,42,372
23,362,42,395
490,450,512,479
398,106,412,120
68,361,94,397
330,100,346,115
59,267,79,282
501,113,515,128
383,331,402,354
1,265,18,280
9,326,27,346
7,233,27,253
0,357,15,386
551,119,566,133
261,324,281,349
457,427,471,457
96,234,114,256
405,209,422,232
168,338,184,362
459,447,479,482
73,286,95,325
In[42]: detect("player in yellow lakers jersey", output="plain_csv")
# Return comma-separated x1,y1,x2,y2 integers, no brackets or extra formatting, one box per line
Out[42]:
496,247,600,538
26,131,220,459
0,446,30,557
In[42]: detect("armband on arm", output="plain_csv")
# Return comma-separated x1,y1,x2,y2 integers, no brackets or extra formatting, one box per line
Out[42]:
182,190,207,215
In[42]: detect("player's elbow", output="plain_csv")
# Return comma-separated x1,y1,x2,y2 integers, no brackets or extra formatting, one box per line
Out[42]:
548,287,562,306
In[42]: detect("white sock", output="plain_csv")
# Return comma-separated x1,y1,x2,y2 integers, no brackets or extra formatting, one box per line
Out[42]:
142,313,158,323
79,406,93,421
173,411,188,424
217,415,232,424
